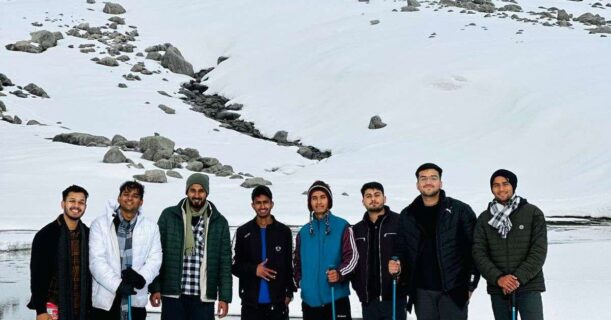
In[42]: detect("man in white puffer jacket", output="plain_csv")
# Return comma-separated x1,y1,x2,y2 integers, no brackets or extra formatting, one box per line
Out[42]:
89,181,162,320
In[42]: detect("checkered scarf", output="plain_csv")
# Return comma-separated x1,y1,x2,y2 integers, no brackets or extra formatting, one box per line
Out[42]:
181,212,207,295
116,210,137,320
488,195,521,239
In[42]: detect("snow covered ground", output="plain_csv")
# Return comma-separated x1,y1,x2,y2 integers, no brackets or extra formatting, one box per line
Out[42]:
1,0,610,318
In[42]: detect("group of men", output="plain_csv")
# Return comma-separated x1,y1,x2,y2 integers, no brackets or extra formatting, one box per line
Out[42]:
29,163,548,320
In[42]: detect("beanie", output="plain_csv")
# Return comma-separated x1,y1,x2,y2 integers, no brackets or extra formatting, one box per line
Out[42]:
186,173,210,194
490,169,517,191
307,180,333,212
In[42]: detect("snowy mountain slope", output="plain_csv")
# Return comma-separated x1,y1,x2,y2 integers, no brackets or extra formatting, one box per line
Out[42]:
0,0,610,232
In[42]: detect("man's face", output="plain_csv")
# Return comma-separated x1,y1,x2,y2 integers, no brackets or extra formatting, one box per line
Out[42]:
310,190,329,215
187,184,207,210
61,192,87,221
252,195,274,219
117,188,143,213
362,188,386,213
417,168,442,197
492,176,514,203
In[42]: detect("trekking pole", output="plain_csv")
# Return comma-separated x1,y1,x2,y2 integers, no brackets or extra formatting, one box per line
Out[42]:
391,256,399,320
128,295,132,320
511,292,517,320
328,265,336,320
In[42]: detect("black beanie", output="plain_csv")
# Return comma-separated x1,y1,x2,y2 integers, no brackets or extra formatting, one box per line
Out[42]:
490,169,518,191
307,180,333,212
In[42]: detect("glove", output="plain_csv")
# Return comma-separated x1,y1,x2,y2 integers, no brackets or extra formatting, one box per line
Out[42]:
116,281,136,296
122,267,146,289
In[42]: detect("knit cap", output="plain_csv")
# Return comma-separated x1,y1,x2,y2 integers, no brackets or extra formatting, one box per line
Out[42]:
307,180,333,212
490,169,517,191
186,173,210,194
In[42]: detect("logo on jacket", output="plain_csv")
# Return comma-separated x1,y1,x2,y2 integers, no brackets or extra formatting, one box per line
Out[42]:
275,246,282,252
519,225,524,230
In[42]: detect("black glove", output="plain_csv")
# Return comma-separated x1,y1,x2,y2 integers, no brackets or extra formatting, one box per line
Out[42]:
122,267,146,289
116,281,136,296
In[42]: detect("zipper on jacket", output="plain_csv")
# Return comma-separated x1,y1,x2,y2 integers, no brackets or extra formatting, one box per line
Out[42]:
436,205,447,292
378,214,386,301
365,224,370,304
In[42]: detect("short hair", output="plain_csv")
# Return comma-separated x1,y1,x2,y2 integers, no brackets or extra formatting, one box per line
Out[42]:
119,181,145,199
251,185,273,201
415,163,443,178
62,185,89,201
360,182,384,197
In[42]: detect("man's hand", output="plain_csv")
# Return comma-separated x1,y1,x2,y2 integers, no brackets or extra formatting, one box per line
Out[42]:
149,292,161,307
388,259,401,275
217,301,229,318
497,274,520,294
36,313,53,320
327,269,340,283
284,296,292,305
469,291,473,300
256,258,278,281
122,267,146,289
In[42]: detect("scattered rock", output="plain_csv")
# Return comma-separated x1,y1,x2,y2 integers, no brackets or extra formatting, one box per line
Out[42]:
407,0,421,7
161,46,195,77
31,22,43,27
199,157,220,168
80,48,95,53
123,73,141,81
177,148,200,160
297,146,332,160
401,6,420,12
368,115,387,129
588,26,611,34
116,55,130,62
86,0,96,4
342,192,349,196
229,174,243,179
26,119,41,125
240,177,272,188
273,130,289,144
370,20,380,25
146,51,163,61
13,115,22,124
0,100,5,111
108,16,125,25
2,115,15,123
574,13,606,25
30,30,58,50
5,40,43,54
158,90,171,97
103,147,127,163
139,135,175,161
0,74,14,86
53,132,111,147
557,9,571,21
111,134,128,146
103,3,126,15
24,83,50,98
133,169,167,183
97,56,119,67
154,159,175,170
186,161,204,172
158,104,175,114
118,83,127,88
166,170,183,179
217,56,229,65
499,4,522,12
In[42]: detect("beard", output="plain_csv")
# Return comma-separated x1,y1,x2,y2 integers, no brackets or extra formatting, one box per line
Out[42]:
366,205,385,213
188,198,205,210
63,208,83,221
420,188,440,197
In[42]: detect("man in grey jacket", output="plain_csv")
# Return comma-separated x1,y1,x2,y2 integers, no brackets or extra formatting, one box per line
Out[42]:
473,169,547,320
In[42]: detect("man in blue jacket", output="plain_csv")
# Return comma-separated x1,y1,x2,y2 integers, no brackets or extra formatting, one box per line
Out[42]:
294,180,358,320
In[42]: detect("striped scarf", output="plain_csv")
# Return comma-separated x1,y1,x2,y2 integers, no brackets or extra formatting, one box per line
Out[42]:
116,211,137,320
488,195,521,239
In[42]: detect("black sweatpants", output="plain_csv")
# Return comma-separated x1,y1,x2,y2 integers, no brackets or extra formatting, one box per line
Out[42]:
302,296,352,320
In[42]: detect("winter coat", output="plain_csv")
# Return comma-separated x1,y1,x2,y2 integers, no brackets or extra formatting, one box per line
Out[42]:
473,199,547,295
149,199,233,303
351,206,407,304
89,201,162,310
394,190,480,310
294,212,358,307
232,216,295,306
28,215,91,320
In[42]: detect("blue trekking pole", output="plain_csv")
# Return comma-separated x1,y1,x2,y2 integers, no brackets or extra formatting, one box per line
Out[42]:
511,292,517,320
391,256,399,320
128,295,132,320
328,265,336,320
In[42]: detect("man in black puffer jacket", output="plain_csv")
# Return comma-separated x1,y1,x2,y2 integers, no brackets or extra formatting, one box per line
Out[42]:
473,169,547,320
390,163,479,320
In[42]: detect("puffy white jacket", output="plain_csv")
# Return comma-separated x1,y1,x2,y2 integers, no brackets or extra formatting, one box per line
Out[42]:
89,201,162,310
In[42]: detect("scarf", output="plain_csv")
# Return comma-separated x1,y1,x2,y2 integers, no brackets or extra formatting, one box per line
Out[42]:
488,195,521,239
116,210,137,320
185,200,209,256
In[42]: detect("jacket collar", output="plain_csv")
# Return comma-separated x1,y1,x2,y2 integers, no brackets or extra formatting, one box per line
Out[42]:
361,205,391,223
407,189,448,214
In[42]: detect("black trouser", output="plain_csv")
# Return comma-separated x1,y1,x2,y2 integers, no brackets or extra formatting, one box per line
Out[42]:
491,292,544,320
90,295,146,320
241,302,288,320
414,289,468,320
362,299,407,320
161,295,215,320
302,296,352,320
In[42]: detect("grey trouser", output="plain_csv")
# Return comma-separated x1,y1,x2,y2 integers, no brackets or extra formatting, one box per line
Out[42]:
414,289,468,320
362,299,407,320
491,292,543,320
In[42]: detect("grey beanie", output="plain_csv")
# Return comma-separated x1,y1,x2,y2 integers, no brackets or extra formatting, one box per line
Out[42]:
186,173,210,194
